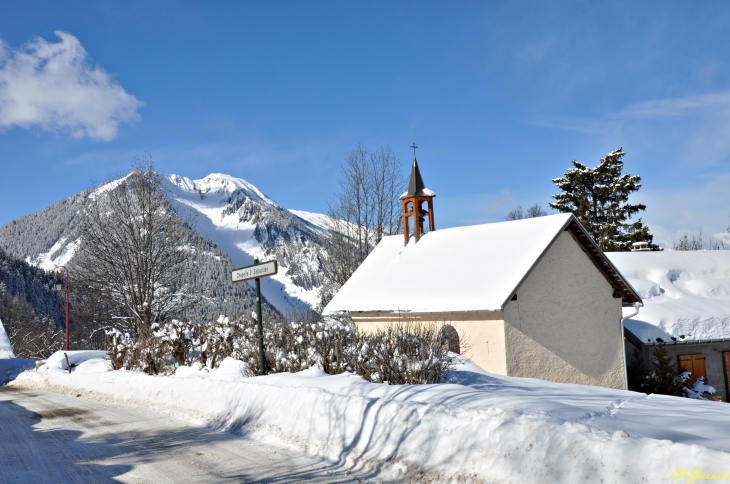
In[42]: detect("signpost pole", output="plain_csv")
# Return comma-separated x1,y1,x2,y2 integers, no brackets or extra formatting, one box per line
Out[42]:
231,258,277,377
254,258,266,376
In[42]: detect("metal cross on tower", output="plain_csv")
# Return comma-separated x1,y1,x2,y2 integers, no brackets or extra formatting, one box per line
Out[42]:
410,142,418,157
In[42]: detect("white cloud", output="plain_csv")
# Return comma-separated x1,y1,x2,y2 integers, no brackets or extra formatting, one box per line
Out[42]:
640,171,730,248
614,92,730,118
0,31,142,141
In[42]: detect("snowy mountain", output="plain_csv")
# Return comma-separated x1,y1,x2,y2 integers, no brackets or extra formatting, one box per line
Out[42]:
163,173,328,311
0,172,331,316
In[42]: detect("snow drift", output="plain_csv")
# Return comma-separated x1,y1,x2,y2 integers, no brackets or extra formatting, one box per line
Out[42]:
12,353,730,483
608,251,730,343
0,317,13,358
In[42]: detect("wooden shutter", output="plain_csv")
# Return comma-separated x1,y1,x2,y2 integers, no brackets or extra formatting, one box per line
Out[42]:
678,355,693,382
678,354,708,387
723,352,730,402
692,354,707,384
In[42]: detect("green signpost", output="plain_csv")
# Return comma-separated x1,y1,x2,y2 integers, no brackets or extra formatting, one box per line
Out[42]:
232,258,278,376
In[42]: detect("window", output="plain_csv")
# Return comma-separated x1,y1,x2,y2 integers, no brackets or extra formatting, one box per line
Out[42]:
678,354,707,387
439,325,460,355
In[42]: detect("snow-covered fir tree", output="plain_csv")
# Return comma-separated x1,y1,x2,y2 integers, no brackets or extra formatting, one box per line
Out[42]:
549,148,656,251
628,345,687,397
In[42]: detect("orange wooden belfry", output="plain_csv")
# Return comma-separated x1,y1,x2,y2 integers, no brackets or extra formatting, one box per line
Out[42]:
401,154,436,244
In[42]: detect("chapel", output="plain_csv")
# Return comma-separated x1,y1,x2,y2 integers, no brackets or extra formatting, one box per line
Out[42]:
323,155,642,390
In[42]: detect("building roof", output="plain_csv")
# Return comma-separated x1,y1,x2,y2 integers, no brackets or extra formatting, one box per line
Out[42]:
323,213,640,315
400,157,436,199
607,251,730,345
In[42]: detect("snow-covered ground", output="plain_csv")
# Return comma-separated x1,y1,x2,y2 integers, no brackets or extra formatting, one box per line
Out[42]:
1,386,359,483
10,351,730,483
0,318,13,359
608,251,730,343
1,319,34,384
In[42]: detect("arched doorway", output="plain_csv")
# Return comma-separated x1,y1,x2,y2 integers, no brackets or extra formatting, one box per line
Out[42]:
440,325,460,354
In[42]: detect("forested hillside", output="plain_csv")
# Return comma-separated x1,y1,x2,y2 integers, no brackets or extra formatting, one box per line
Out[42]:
0,247,62,324
0,246,65,357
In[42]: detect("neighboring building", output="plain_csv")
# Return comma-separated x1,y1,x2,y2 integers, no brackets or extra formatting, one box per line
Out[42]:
608,251,730,400
323,156,642,390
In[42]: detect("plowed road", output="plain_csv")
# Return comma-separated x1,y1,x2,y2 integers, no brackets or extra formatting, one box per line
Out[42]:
0,386,369,483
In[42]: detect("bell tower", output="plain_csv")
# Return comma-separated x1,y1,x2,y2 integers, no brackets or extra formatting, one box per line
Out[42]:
401,144,435,244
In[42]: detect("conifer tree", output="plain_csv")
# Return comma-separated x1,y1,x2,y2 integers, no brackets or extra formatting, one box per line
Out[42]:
550,148,655,251
631,344,687,397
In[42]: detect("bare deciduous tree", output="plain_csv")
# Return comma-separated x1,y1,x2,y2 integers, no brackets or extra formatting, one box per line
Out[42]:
319,144,406,305
0,286,64,358
75,155,195,337
673,228,729,251
505,203,547,221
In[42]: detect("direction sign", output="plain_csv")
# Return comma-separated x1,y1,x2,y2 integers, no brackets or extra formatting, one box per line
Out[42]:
231,258,278,376
232,260,278,283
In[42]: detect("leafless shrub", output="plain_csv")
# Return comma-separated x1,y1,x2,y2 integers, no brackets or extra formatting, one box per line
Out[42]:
356,321,455,385
105,313,455,384
1,290,64,359
105,328,176,374
673,228,729,251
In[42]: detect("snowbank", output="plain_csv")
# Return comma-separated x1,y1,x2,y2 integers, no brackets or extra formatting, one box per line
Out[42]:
0,317,14,359
608,251,730,343
12,359,730,483
0,358,35,385
37,350,108,373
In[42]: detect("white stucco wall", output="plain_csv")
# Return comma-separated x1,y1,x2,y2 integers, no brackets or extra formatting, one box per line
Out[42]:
351,311,508,375
503,231,626,389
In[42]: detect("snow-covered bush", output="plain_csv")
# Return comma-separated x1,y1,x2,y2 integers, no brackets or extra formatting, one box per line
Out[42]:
356,321,454,384
681,375,718,401
193,315,239,370
106,321,188,375
105,313,455,384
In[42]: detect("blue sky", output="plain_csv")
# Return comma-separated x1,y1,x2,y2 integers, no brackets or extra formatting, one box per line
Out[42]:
0,1,728,248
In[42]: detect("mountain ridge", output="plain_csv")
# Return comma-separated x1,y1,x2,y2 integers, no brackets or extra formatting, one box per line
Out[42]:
0,171,330,317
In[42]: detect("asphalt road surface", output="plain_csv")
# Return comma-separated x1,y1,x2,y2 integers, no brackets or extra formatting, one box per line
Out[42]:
0,386,373,483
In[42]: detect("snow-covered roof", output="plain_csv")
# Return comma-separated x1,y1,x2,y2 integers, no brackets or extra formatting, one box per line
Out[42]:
323,213,639,315
607,251,730,344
